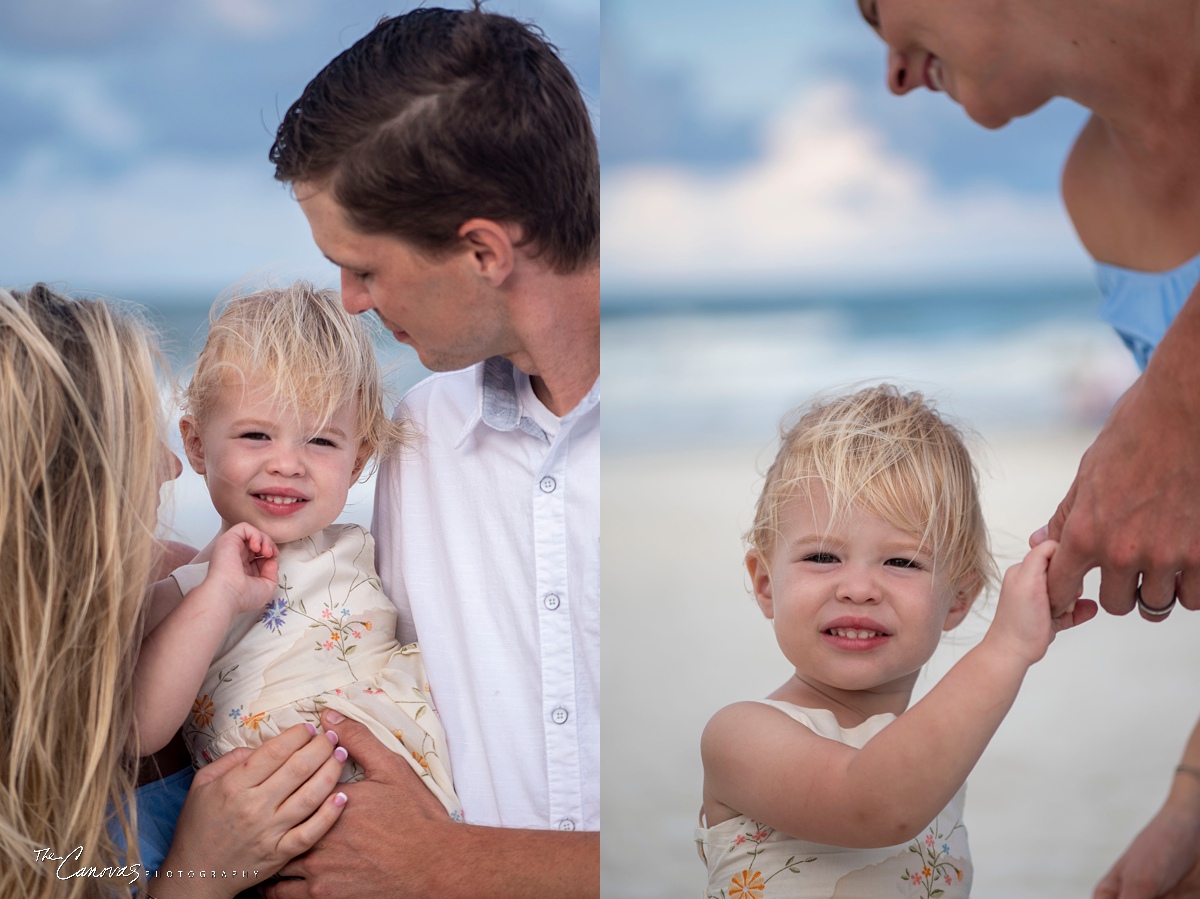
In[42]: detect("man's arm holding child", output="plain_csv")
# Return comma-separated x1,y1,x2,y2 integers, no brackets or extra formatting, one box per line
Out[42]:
130,524,279,756
267,709,599,899
703,541,1097,848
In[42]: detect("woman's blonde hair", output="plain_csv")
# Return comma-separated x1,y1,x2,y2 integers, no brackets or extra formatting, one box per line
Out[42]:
182,282,405,473
0,284,164,897
747,384,997,601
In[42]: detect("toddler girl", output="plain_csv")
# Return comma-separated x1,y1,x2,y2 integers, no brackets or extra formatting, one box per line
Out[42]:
697,385,1096,896
133,282,460,820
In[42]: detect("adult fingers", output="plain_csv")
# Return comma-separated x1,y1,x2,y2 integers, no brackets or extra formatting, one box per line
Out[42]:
1137,568,1178,622
274,740,348,828
257,727,341,809
1097,565,1139,617
1053,598,1098,633
1046,529,1091,617
320,709,401,780
1029,523,1050,549
238,723,327,789
276,788,350,861
1178,570,1200,612
1045,477,1077,544
190,745,253,788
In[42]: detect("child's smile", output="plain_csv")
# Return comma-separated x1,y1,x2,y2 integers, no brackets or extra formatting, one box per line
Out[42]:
748,485,971,714
180,380,363,546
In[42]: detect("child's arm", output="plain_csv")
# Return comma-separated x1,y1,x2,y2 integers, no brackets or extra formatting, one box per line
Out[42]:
129,524,280,756
702,539,1098,848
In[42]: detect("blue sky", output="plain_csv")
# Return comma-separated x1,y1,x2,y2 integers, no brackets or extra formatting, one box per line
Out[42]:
601,0,1095,293
0,0,598,299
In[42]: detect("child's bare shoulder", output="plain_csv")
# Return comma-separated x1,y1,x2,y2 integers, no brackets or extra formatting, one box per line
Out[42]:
702,700,824,756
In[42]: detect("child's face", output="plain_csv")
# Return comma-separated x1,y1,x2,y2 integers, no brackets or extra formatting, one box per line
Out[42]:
748,485,970,700
180,379,363,545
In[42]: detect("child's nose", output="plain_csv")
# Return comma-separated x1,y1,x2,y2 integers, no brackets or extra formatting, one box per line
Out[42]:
836,569,881,604
267,446,305,476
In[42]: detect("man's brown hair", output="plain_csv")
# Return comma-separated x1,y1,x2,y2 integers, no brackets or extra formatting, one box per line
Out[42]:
270,5,598,274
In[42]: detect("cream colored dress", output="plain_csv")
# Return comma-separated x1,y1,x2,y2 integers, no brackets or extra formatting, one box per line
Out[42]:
696,701,971,898
172,523,461,819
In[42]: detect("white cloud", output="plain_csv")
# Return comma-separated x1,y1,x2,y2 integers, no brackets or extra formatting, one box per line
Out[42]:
601,82,1086,292
3,58,143,151
0,152,333,292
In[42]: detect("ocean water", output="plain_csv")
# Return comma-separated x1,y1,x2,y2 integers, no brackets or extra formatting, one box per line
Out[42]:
602,279,1139,452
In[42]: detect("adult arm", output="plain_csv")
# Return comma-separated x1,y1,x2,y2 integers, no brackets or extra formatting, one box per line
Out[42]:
1094,717,1200,899
148,723,348,899
266,710,599,899
1040,284,1200,617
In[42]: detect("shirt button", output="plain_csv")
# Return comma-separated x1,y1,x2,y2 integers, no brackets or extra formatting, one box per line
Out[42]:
539,476,557,493
544,592,561,611
551,706,569,725
558,818,576,831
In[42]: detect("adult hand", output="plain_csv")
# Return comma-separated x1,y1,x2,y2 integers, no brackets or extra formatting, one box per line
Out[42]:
265,709,455,899
267,709,600,899
152,723,347,899
1035,291,1200,619
1094,800,1200,898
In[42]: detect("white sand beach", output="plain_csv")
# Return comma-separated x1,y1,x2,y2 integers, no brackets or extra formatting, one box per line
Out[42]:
602,427,1200,898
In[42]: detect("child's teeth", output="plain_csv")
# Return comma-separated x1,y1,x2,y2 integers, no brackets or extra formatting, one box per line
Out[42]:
831,628,882,639
262,495,300,505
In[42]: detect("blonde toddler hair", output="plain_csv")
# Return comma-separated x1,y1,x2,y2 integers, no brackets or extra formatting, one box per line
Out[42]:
183,281,406,473
747,384,997,602
0,284,164,897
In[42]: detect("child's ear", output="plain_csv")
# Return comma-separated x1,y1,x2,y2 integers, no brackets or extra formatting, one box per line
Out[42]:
179,415,207,476
942,575,983,632
746,551,775,621
351,446,371,481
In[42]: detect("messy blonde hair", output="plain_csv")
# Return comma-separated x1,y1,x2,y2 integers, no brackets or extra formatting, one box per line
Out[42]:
182,282,406,473
747,384,996,601
0,284,163,897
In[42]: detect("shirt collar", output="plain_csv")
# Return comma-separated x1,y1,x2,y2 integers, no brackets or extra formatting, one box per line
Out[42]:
453,356,600,449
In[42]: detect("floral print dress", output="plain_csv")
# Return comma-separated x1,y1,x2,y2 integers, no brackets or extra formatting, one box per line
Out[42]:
172,523,461,819
696,702,971,898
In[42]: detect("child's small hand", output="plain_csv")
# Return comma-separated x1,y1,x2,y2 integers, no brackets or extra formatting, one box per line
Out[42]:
986,540,1098,666
204,523,281,616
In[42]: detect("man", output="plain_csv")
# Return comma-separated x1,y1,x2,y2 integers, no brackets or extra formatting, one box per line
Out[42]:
265,6,598,896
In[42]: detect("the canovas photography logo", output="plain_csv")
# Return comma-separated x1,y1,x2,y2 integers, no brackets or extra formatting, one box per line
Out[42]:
34,846,261,884
33,847,143,885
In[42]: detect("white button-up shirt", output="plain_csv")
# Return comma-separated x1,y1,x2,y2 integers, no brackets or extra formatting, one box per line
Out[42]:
372,357,599,831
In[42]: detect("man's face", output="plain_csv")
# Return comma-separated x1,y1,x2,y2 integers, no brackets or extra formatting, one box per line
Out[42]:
296,183,511,372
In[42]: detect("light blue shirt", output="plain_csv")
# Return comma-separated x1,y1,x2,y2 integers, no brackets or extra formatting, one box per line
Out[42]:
1096,252,1200,369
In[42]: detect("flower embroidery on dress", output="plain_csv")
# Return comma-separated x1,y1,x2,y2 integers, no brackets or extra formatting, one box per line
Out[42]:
902,820,965,896
705,820,817,899
191,695,215,729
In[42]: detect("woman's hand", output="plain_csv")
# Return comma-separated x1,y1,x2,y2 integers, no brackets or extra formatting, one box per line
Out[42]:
1095,793,1200,898
150,723,348,899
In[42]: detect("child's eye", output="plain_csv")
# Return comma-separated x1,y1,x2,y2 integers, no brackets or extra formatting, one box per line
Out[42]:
309,436,338,448
240,432,270,441
803,552,839,564
885,557,922,569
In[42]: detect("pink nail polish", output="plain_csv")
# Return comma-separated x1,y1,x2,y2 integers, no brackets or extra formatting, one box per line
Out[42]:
326,730,339,745
334,747,348,762
305,722,318,736
334,792,348,807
